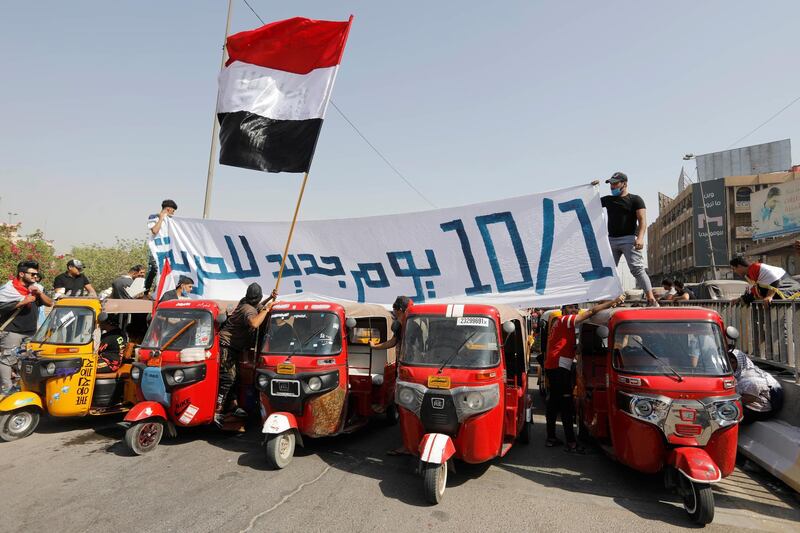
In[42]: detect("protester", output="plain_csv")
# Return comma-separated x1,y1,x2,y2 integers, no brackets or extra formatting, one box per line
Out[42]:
672,280,694,301
728,349,783,424
215,283,277,425
0,261,54,396
545,295,625,453
145,199,178,297
96,313,125,374
53,259,96,297
371,296,412,456
111,265,146,299
159,276,194,302
659,279,675,301
729,256,800,304
601,172,657,306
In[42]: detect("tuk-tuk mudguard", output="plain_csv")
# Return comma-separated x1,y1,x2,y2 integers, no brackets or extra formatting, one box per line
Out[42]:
0,391,43,412
263,412,298,434
419,433,456,465
124,401,168,423
668,447,722,483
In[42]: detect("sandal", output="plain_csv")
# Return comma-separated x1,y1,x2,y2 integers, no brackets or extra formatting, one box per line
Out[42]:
564,444,586,454
545,437,564,448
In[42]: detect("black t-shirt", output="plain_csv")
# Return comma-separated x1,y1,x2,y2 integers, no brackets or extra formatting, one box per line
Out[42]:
6,300,40,335
53,272,90,295
601,194,646,238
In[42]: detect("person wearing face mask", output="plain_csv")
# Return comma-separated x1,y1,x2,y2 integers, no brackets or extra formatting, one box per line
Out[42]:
601,172,657,306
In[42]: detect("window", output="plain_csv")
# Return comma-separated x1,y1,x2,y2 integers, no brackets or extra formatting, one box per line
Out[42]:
32,307,95,346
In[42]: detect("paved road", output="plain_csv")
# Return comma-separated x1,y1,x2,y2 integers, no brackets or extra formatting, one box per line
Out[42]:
2,406,798,533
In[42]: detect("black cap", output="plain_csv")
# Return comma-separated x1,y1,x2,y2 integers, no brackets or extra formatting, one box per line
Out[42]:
606,171,628,184
161,199,178,210
245,282,263,304
177,275,194,286
67,259,85,271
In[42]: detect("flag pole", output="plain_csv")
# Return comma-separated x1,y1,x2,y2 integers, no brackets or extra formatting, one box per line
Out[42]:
202,0,234,219
274,172,310,293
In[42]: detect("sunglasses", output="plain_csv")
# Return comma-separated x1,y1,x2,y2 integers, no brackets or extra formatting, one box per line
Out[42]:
25,271,40,276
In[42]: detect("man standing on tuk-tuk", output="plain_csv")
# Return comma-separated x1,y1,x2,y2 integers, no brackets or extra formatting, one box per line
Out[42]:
545,295,624,453
216,283,277,425
0,261,53,396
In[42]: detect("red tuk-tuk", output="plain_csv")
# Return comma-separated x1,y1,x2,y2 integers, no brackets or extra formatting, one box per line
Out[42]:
256,300,398,469
395,303,532,503
122,299,245,454
576,307,741,525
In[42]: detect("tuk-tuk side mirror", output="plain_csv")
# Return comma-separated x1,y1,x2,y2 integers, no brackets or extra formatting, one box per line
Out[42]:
726,326,739,341
502,321,516,335
596,326,609,339
215,312,227,325
345,317,357,329
391,320,402,334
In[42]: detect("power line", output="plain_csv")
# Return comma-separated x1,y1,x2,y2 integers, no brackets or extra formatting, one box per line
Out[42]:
725,93,800,150
238,0,437,209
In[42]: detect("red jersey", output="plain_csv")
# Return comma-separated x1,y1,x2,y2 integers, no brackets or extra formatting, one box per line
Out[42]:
545,314,577,370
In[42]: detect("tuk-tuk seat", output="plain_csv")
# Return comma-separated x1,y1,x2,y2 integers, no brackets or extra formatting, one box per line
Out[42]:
348,345,388,380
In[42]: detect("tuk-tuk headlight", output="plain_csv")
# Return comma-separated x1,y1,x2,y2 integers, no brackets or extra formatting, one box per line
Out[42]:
633,399,653,418
307,376,322,392
173,369,185,383
257,374,269,390
44,362,56,376
465,391,484,410
398,387,416,407
714,400,739,423
130,367,141,381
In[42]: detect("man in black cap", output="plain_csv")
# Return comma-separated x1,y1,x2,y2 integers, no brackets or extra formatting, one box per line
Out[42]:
601,172,657,306
53,259,96,297
159,275,194,302
215,283,278,424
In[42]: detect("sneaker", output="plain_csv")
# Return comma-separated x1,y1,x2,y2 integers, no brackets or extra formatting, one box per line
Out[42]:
564,444,586,454
647,299,660,308
545,437,564,448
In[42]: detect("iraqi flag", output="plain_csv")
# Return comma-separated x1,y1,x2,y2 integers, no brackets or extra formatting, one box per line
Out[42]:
217,16,353,173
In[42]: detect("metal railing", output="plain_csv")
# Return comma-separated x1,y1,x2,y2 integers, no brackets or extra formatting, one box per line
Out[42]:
669,299,800,383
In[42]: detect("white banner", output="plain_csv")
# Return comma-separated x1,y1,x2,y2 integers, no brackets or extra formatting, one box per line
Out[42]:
150,184,622,307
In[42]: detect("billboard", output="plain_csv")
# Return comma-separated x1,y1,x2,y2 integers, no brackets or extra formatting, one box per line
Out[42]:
696,139,791,181
751,179,800,239
692,178,728,267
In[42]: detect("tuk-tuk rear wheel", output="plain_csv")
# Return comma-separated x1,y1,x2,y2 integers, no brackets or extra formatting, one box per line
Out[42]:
125,420,164,455
422,461,447,504
680,475,715,525
265,431,295,469
0,407,40,441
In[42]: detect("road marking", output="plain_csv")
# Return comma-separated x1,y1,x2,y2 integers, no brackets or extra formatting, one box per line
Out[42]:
239,465,332,533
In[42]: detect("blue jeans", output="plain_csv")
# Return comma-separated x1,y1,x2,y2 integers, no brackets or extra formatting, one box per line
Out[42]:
608,235,652,294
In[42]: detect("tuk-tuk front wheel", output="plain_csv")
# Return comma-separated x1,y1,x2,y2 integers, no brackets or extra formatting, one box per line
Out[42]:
680,476,714,525
265,431,295,469
125,420,164,455
0,407,41,441
422,461,447,504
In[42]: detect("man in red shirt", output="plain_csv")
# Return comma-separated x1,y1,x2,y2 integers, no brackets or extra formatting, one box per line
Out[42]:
545,295,624,452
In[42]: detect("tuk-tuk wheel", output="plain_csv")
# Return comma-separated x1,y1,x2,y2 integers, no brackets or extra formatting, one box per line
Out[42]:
680,475,714,525
0,407,41,441
422,461,447,504
125,420,164,455
265,431,295,469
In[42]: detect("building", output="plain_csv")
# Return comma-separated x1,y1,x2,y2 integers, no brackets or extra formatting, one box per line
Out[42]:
648,170,800,282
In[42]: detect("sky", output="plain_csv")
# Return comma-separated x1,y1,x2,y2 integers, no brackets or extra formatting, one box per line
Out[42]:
1,1,799,253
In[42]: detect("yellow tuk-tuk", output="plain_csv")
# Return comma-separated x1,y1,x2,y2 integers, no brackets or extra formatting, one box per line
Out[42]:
0,297,152,441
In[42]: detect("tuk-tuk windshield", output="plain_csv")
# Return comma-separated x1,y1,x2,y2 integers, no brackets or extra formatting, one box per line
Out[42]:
612,321,731,376
262,311,342,356
400,315,500,369
141,309,214,350
31,306,95,345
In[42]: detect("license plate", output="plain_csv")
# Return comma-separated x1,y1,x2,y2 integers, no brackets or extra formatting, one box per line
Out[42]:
427,375,451,389
277,363,295,375
270,379,300,397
